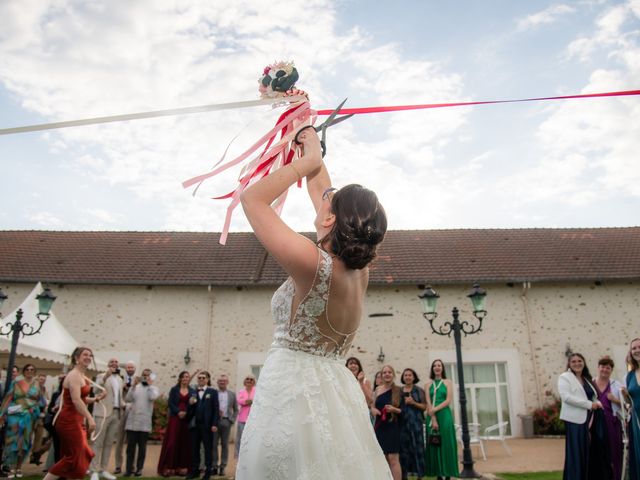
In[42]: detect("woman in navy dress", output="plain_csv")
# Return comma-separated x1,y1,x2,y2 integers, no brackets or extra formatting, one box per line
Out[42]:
372,365,404,480
558,353,602,480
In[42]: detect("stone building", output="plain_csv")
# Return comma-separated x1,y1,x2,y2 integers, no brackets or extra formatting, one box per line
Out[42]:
0,228,638,437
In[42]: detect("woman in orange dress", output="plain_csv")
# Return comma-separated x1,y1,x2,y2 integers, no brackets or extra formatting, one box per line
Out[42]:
44,347,105,480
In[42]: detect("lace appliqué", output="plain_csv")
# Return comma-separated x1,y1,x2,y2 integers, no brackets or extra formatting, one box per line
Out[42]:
270,249,354,359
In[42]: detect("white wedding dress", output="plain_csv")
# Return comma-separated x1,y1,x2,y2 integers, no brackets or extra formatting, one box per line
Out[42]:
236,249,392,479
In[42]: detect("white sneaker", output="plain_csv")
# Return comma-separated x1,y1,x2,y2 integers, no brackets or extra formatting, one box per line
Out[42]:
101,471,117,480
90,472,100,480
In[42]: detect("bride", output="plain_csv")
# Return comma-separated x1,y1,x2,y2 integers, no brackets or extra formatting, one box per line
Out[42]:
236,117,391,479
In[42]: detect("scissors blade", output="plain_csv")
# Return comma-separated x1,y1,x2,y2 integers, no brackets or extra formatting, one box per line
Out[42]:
324,113,354,128
314,98,349,133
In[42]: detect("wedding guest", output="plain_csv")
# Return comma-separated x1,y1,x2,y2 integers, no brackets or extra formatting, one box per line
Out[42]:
371,365,403,480
186,371,218,480
235,375,256,460
90,358,123,480
124,369,159,476
45,347,104,480
0,364,45,478
593,356,623,480
424,359,458,480
373,371,383,391
399,368,426,480
114,361,136,475
30,374,49,465
346,357,373,406
212,374,237,477
558,353,601,480
157,371,193,477
43,376,65,470
623,338,640,479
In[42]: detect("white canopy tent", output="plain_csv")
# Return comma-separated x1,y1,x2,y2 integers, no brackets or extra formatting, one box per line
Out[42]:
0,283,107,375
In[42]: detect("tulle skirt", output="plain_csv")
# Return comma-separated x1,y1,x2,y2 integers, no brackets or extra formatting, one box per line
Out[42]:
236,347,392,480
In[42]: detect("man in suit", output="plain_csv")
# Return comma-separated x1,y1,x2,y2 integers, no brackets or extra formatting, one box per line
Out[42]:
114,361,136,474
187,371,219,480
90,358,124,480
212,374,238,477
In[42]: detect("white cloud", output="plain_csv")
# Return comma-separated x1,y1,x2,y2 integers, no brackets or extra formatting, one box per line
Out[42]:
503,0,640,208
27,211,64,228
0,0,470,233
517,4,575,31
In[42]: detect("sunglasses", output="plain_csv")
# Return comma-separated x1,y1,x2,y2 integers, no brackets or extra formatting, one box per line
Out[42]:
245,378,255,382
197,376,207,380
25,368,36,372
322,187,337,201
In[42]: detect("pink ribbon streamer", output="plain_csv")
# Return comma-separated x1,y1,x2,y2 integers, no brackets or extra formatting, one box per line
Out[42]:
315,89,640,115
185,88,640,245
182,100,316,244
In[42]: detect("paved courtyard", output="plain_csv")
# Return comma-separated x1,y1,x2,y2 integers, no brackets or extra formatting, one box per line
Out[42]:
22,437,564,478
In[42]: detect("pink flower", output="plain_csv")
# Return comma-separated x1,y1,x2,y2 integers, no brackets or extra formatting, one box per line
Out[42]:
263,66,271,75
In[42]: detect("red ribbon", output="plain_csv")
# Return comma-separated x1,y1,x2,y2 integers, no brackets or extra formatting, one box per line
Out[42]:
316,89,640,116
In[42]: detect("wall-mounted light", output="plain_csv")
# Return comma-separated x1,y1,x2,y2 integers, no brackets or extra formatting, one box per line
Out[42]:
564,344,573,358
184,348,192,365
377,346,386,364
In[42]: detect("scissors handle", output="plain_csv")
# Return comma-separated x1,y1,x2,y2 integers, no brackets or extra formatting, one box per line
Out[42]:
293,125,326,158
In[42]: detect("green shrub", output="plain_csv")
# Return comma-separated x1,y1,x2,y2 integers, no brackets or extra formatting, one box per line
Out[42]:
533,392,565,435
151,395,169,441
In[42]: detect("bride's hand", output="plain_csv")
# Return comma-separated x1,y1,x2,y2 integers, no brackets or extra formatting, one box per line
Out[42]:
295,127,323,171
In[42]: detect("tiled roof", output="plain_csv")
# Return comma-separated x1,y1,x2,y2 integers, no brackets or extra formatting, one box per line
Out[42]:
0,228,639,286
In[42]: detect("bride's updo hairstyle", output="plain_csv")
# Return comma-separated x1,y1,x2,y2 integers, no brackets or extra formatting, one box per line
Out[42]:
324,184,387,269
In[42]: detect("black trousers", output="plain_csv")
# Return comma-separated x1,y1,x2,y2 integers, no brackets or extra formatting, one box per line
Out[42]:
125,430,149,474
190,426,213,474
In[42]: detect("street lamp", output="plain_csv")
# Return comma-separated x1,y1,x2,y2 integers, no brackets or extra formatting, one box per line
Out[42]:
418,283,487,479
0,286,57,397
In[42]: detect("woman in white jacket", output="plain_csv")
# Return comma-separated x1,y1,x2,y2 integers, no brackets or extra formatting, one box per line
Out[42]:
558,353,602,480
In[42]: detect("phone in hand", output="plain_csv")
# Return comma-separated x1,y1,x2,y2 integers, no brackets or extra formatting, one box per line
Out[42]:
403,392,410,397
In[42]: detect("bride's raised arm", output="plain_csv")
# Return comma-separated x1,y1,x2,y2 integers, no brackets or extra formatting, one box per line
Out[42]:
240,128,324,279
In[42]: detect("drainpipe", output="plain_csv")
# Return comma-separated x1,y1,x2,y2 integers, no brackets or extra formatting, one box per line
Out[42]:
205,284,214,368
521,281,543,406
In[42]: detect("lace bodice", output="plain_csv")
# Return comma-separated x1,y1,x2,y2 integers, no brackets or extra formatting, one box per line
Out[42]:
270,249,356,359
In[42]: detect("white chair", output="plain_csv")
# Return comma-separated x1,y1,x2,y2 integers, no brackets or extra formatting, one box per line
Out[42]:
480,421,512,456
455,423,486,461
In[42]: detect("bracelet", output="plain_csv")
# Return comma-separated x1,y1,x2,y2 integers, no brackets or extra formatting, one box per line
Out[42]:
290,163,302,181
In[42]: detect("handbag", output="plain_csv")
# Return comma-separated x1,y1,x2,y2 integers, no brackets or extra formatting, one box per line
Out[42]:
428,430,441,446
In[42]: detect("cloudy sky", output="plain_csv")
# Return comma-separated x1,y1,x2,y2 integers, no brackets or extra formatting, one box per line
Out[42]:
1,0,639,234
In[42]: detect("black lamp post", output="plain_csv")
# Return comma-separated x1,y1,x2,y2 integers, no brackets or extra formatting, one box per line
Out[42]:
418,283,487,479
0,287,57,397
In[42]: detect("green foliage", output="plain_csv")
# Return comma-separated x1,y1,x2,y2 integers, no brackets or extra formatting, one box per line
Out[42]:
498,472,562,480
151,394,168,441
532,392,565,436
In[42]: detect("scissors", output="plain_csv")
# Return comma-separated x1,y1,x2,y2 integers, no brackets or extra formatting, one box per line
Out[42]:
294,98,353,157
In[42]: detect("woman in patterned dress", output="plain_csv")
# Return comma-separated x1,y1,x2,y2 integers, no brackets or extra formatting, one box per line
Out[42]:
0,364,44,478
399,368,426,480
236,96,390,479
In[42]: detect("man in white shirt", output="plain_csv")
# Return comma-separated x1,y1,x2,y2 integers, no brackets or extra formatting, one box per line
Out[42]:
90,358,124,480
212,374,238,477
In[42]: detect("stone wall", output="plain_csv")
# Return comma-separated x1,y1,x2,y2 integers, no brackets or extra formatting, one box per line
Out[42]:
1,279,637,436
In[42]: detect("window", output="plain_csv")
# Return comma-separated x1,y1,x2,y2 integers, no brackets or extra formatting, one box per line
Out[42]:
251,365,262,380
444,362,512,436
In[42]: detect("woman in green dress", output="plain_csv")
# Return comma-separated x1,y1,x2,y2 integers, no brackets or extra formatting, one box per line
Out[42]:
425,359,459,480
0,364,44,478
